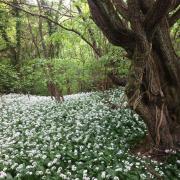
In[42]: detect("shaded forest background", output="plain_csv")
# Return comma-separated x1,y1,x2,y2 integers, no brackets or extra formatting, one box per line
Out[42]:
0,0,133,96
0,0,179,97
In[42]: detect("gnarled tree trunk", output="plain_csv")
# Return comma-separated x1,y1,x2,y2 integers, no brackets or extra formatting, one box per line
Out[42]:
87,0,180,151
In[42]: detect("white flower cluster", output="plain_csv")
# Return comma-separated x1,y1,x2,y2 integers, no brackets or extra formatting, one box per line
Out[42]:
0,171,7,178
0,89,179,179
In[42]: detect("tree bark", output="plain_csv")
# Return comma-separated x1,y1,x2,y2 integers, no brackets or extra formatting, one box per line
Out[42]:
0,0,21,67
87,0,180,151
27,15,41,58
13,0,21,67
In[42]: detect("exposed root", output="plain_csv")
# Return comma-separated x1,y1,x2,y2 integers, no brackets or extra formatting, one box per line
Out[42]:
155,103,164,147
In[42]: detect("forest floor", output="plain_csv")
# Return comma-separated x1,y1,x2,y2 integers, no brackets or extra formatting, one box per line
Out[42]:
0,89,179,180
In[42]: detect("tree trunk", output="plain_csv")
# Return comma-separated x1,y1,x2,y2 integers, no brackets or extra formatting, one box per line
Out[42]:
125,1,180,150
14,0,21,68
126,44,180,150
87,0,180,151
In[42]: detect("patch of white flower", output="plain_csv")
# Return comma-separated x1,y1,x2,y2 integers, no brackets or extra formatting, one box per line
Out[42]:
0,171,7,178
0,89,179,179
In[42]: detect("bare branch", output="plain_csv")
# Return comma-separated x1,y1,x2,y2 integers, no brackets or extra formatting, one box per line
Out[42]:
127,0,144,34
139,0,154,14
18,2,75,18
144,0,173,38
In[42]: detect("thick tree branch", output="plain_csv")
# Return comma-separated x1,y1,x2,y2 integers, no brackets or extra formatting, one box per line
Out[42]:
87,0,136,52
127,0,144,33
112,0,129,20
144,0,173,38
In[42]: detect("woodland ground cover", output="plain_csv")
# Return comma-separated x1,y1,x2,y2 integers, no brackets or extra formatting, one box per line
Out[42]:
0,89,179,180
